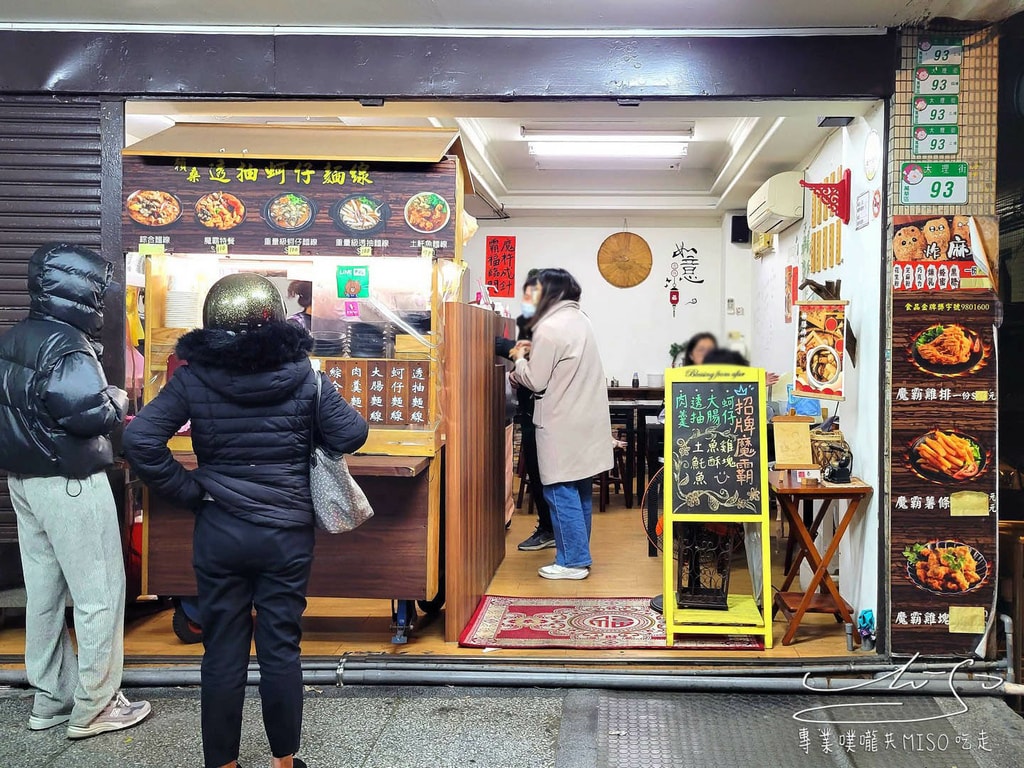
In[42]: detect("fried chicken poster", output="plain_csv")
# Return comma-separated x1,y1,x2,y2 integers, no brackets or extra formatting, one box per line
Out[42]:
792,301,847,401
891,214,997,292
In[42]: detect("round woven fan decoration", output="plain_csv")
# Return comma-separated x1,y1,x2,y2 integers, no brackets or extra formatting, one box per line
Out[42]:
597,232,653,288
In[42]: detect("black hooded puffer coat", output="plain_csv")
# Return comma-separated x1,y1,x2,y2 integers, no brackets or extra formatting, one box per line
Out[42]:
0,243,126,478
123,321,368,529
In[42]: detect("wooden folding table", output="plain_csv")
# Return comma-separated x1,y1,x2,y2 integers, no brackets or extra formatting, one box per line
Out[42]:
770,471,873,646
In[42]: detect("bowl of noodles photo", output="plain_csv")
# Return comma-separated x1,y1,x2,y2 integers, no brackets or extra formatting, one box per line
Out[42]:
263,193,317,233
332,194,389,236
404,192,450,234
125,190,182,227
904,540,988,595
195,192,246,231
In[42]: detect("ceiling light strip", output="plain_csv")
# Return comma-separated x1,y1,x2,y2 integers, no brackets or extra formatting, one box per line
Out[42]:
528,141,687,159
522,126,694,141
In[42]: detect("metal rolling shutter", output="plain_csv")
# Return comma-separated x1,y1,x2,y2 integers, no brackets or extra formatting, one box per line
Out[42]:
0,97,102,581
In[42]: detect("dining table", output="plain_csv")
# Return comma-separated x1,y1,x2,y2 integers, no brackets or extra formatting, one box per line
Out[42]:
607,397,665,510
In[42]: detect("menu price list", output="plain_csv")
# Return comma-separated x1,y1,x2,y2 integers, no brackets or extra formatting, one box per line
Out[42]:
668,369,765,518
889,293,997,655
322,359,429,428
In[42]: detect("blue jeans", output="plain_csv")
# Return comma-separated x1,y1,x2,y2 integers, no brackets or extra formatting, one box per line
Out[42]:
542,478,594,568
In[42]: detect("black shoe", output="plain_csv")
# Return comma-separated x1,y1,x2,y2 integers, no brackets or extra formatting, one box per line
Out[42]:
518,528,556,551
294,759,307,768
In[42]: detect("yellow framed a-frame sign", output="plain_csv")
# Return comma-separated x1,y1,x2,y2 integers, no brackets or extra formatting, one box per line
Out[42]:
662,364,773,648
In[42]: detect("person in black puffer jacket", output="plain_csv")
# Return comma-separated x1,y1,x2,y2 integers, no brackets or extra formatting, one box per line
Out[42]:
123,273,368,768
0,243,152,739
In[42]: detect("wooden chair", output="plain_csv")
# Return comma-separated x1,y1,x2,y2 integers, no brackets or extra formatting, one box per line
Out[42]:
515,443,535,514
596,441,628,512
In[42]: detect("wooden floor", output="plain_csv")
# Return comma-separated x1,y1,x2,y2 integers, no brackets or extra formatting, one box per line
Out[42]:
0,490,857,664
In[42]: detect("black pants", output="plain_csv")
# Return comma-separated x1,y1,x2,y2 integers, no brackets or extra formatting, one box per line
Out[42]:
193,504,314,767
520,422,552,533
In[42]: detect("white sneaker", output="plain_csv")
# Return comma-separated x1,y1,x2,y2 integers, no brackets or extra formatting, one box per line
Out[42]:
539,563,590,580
66,692,152,740
28,711,71,731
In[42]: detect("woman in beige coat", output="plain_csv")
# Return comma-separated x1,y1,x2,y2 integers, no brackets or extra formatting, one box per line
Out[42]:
510,269,613,580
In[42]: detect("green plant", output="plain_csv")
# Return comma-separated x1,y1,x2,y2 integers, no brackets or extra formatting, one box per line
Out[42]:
669,342,685,362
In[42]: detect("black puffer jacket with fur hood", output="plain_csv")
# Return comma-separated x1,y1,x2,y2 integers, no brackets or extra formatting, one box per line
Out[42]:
123,321,368,528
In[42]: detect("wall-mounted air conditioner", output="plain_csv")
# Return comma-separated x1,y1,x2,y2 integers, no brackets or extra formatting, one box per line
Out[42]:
746,171,804,235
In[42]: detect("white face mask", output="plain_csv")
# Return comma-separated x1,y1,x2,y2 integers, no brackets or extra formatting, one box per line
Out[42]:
521,302,536,319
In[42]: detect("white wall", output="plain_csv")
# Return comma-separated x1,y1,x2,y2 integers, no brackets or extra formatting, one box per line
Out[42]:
721,212,755,360
464,224,726,384
752,102,886,618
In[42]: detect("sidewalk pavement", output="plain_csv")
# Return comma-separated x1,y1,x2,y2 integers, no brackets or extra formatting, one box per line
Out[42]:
2,684,1024,767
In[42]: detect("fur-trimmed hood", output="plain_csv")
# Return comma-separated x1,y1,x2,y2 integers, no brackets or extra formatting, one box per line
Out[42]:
175,320,315,406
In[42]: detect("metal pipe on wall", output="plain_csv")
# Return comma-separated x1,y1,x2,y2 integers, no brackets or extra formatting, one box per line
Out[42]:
0,669,340,688
338,668,1019,696
335,658,1008,676
0,663,1017,696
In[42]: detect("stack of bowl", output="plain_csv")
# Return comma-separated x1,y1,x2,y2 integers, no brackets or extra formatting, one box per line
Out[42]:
310,330,345,358
349,322,386,358
164,288,201,329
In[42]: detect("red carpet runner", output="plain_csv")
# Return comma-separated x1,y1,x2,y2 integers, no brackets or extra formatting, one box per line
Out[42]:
459,595,765,650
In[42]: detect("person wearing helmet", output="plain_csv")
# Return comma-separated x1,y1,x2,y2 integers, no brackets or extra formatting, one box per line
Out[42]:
123,273,368,768
0,243,151,739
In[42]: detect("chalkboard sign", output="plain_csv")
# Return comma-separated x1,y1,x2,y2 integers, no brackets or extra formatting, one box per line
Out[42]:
665,365,768,517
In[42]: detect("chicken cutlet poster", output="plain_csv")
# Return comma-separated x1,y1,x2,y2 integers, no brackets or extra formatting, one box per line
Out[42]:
891,214,997,292
889,291,998,656
791,301,847,401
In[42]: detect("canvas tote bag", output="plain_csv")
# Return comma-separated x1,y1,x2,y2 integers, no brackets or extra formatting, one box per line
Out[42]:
309,373,374,533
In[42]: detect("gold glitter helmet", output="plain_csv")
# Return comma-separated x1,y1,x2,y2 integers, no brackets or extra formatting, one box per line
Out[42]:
202,273,286,332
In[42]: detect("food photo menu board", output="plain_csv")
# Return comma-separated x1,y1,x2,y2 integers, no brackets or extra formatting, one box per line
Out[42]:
889,290,998,656
122,155,458,257
891,214,997,292
791,301,847,401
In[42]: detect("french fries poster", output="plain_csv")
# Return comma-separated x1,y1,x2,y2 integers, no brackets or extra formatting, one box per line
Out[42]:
888,289,998,656
792,300,847,401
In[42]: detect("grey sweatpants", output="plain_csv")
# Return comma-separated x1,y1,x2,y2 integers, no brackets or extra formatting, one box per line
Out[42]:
8,472,125,727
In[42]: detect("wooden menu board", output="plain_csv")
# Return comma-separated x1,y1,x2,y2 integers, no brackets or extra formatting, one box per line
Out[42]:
385,362,411,426
889,291,998,656
367,363,388,426
666,366,768,517
321,358,430,428
122,155,457,258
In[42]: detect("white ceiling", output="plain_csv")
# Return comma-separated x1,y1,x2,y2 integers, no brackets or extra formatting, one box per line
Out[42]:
126,100,877,224
2,0,1022,30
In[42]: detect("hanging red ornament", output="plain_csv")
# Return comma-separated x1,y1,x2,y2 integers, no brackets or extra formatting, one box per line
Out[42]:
669,288,680,316
800,168,852,225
